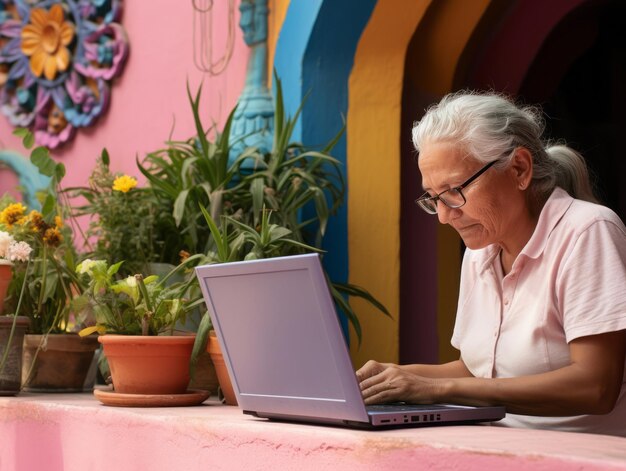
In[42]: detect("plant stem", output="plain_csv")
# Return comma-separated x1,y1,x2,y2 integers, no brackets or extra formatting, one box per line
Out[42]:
135,274,153,336
37,244,48,319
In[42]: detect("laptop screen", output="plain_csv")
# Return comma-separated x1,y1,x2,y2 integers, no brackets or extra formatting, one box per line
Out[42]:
195,254,370,422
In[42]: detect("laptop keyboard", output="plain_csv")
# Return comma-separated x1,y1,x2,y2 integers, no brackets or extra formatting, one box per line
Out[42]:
367,404,452,412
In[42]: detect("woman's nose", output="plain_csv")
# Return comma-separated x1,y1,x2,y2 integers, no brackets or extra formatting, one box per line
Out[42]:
437,201,460,225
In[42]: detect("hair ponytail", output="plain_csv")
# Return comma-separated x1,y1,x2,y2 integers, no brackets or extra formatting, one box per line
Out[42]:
541,145,599,203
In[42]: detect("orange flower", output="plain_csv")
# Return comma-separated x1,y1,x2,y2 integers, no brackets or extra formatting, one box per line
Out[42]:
28,210,48,234
21,4,75,81
43,227,63,247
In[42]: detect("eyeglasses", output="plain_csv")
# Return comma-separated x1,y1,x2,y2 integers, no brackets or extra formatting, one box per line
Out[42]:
415,160,497,214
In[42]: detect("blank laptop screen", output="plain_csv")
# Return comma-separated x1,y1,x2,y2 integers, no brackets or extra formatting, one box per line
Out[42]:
202,266,347,401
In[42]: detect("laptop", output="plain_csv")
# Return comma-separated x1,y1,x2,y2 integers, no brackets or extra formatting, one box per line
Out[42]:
194,253,505,429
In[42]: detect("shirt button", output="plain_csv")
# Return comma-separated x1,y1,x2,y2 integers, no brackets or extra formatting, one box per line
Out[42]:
504,299,510,305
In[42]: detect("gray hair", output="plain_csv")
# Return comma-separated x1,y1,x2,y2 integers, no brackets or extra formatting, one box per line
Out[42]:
411,91,598,203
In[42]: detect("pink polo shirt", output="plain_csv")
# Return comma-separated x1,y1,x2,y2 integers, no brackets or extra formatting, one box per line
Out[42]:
451,187,626,436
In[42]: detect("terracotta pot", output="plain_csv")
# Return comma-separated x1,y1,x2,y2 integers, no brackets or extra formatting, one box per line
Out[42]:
207,330,237,405
22,334,100,392
0,316,29,395
0,262,12,315
99,335,195,394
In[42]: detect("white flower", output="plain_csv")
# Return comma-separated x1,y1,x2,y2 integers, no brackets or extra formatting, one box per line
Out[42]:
0,231,15,259
77,259,98,275
8,242,31,262
7,241,33,262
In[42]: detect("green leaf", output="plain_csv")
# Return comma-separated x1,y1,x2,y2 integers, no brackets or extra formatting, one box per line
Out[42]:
199,204,228,261
250,177,265,226
173,189,190,227
107,260,125,276
329,282,362,346
54,162,66,182
31,146,57,177
40,194,56,218
13,128,29,138
187,82,209,159
189,312,212,381
14,128,35,149
333,282,391,317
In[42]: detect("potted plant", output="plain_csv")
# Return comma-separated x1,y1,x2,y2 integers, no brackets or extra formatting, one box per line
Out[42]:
64,77,390,404
75,259,209,406
0,229,32,395
2,131,98,392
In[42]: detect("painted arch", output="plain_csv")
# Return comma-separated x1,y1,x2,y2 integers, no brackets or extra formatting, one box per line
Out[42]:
273,0,608,367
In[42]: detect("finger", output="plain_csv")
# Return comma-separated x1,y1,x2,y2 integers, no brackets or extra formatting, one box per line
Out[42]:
356,360,380,381
362,381,394,404
359,373,384,392
361,376,394,399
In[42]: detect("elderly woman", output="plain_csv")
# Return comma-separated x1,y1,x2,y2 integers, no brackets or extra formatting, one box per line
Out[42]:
357,91,626,436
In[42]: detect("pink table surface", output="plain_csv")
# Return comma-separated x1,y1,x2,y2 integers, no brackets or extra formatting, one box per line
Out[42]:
1,392,626,471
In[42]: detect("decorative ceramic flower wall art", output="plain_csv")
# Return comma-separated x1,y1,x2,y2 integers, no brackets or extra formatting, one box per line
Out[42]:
0,1,129,148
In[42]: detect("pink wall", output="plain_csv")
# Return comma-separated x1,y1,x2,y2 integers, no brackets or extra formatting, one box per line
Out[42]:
0,0,249,194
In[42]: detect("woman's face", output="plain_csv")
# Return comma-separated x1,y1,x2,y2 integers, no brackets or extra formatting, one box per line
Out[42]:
418,141,525,250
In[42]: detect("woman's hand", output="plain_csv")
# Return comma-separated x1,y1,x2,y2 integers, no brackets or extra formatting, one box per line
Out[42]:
356,360,444,405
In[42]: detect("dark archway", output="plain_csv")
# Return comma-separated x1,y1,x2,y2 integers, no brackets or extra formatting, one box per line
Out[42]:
399,0,623,364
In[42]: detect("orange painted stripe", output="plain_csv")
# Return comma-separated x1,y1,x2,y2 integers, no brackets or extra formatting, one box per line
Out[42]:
267,0,290,85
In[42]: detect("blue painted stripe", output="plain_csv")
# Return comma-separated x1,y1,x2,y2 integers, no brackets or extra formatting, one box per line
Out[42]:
274,1,377,338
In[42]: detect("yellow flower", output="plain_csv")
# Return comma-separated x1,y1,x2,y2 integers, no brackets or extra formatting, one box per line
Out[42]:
54,215,63,229
21,4,75,81
0,203,27,228
112,175,138,193
43,227,63,247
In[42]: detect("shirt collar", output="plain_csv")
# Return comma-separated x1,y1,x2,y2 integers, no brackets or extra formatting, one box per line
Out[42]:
522,187,573,259
476,187,574,273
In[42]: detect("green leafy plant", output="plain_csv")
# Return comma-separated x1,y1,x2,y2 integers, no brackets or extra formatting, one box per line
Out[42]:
136,77,344,259
65,150,172,277
75,260,190,336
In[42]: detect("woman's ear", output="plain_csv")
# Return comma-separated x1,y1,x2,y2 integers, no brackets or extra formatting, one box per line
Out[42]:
510,147,533,190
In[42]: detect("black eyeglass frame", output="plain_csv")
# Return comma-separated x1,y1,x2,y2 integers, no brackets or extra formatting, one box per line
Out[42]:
415,160,498,214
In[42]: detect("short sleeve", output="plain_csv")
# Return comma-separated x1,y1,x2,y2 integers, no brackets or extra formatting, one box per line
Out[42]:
557,219,626,341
